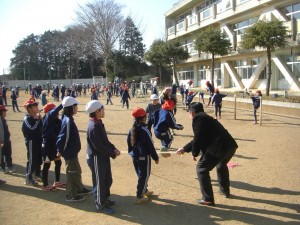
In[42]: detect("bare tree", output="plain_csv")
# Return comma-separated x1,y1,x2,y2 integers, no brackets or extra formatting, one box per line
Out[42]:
76,0,125,81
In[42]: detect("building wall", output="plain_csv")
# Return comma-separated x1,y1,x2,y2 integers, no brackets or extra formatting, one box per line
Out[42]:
165,0,300,91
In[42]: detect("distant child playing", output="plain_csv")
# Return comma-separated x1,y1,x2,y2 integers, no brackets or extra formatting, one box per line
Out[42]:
145,94,161,132
127,107,159,204
247,90,262,124
212,88,228,119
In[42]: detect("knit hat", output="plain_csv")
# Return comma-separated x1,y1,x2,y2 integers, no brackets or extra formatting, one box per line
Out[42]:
162,99,174,111
131,107,146,118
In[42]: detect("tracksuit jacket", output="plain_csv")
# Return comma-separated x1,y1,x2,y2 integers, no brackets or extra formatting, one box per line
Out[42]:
127,123,159,161
152,109,182,134
86,118,116,158
56,115,81,160
183,112,238,158
212,93,228,106
22,115,42,143
251,96,261,109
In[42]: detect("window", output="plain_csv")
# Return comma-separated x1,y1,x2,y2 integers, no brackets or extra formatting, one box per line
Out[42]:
179,67,194,80
231,17,259,36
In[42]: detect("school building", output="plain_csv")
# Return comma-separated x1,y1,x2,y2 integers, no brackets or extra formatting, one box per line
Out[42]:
165,0,300,92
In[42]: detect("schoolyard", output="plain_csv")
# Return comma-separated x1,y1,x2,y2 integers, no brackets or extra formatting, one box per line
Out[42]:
0,92,299,225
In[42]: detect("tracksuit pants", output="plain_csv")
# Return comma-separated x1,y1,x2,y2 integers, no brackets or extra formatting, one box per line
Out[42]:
132,155,151,199
87,155,112,206
65,157,83,198
214,104,222,117
196,147,236,202
1,141,13,170
155,130,173,148
25,140,42,180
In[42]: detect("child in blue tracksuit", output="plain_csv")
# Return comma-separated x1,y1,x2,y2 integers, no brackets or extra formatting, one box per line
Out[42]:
22,100,43,185
85,100,120,214
247,90,262,124
91,89,98,100
56,96,91,202
145,94,161,132
106,88,113,105
0,105,15,173
185,91,198,111
212,88,228,119
152,99,184,151
121,88,131,109
11,89,21,112
41,103,64,191
128,107,159,204
206,81,215,106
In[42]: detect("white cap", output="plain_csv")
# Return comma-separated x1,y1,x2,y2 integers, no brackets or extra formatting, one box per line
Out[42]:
62,96,79,108
150,94,159,100
85,100,103,113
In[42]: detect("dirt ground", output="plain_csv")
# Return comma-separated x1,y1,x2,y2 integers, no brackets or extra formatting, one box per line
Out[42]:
0,92,299,225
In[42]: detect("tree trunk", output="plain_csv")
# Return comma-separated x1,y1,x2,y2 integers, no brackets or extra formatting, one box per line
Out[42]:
90,59,94,78
211,52,215,87
172,59,179,86
266,48,272,96
159,65,162,86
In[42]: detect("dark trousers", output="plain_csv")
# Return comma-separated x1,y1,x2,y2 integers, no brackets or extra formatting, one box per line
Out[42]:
155,130,173,148
253,108,258,122
25,140,42,180
1,141,13,169
133,155,151,198
87,155,112,205
214,104,222,117
122,99,129,109
2,96,7,106
196,147,236,202
12,100,20,112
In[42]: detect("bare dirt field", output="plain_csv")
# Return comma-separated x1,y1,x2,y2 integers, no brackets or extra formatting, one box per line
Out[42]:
0,92,299,225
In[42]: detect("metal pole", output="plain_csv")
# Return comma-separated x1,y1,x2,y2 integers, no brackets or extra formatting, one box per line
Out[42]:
234,94,237,120
23,67,26,89
259,96,262,126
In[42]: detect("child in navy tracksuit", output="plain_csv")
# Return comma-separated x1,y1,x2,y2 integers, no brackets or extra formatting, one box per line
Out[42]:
22,100,43,185
121,88,131,109
152,99,184,151
0,105,15,173
11,89,21,112
56,96,91,202
128,107,159,204
185,91,198,111
212,88,228,119
41,103,64,191
247,90,262,124
91,89,98,100
86,100,120,214
206,81,215,106
145,94,161,132
106,88,113,105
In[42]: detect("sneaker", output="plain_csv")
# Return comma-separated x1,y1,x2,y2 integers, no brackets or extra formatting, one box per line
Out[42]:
144,191,154,197
42,185,58,191
7,167,16,173
34,176,42,182
78,187,92,195
96,204,115,214
66,195,85,202
219,191,230,198
53,181,66,188
106,199,116,206
160,146,168,152
135,196,149,204
24,179,38,186
197,199,215,206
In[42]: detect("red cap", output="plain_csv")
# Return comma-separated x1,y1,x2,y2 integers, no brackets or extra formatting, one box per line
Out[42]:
189,80,193,84
214,88,219,93
131,107,146,118
24,100,38,109
43,103,56,113
162,99,175,111
0,105,7,112
188,91,194,95
206,80,210,85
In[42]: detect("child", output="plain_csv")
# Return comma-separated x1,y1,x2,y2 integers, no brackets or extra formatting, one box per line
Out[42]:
91,88,98,100
11,89,21,112
41,91,48,106
199,92,205,104
212,88,228,119
145,94,161,132
179,84,185,105
0,105,15,173
205,81,215,106
56,96,91,202
121,88,131,109
22,100,43,185
85,100,121,213
41,103,64,191
247,90,262,124
152,99,184,151
185,91,198,111
0,117,6,184
127,107,159,204
106,88,113,105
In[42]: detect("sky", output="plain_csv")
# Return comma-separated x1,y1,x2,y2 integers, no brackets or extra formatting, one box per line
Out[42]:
0,0,176,75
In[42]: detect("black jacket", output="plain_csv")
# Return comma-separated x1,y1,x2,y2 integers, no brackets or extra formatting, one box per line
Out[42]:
184,112,237,158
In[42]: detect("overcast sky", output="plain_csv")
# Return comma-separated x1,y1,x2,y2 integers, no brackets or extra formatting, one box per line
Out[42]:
0,0,176,74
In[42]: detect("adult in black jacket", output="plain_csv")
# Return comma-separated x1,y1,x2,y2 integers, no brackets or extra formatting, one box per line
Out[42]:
177,102,238,206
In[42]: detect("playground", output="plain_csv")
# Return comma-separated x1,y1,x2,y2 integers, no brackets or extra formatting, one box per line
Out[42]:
0,92,299,225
